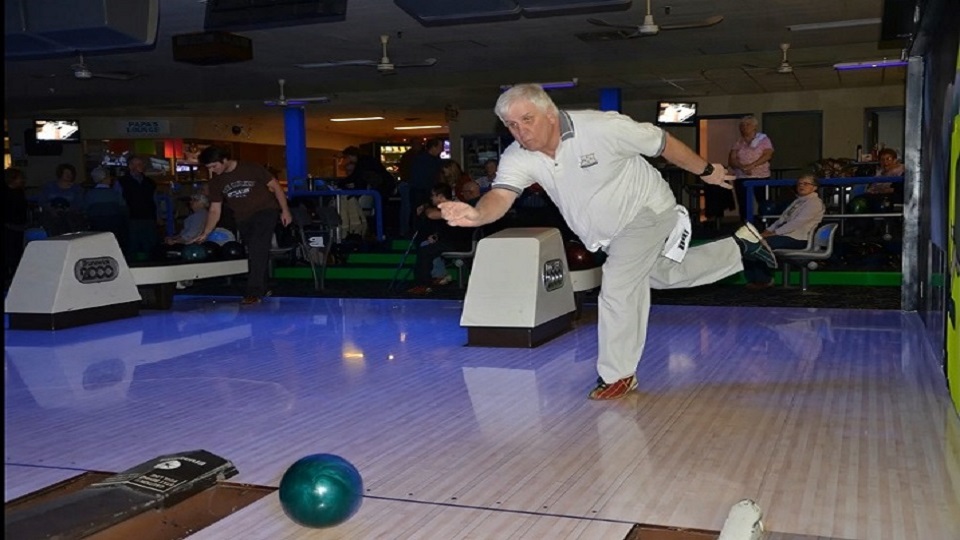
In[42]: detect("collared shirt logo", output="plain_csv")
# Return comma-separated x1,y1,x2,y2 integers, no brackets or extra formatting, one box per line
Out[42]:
579,153,598,168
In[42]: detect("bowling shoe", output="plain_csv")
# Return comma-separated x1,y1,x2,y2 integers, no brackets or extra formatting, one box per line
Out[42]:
588,375,638,400
733,223,777,269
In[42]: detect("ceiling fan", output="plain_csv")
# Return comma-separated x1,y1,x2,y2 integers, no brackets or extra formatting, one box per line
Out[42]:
742,43,836,74
263,79,330,107
774,43,795,74
71,54,139,81
295,34,437,74
587,0,723,37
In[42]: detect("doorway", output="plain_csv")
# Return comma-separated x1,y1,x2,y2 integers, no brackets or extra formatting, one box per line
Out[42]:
865,106,905,158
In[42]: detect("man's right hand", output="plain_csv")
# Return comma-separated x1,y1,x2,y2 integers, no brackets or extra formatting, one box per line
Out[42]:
702,163,736,190
438,201,481,227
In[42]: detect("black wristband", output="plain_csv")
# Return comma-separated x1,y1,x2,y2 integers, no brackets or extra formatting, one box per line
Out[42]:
699,163,715,177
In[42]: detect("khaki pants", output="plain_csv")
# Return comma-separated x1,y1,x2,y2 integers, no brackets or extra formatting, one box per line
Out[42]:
596,207,745,383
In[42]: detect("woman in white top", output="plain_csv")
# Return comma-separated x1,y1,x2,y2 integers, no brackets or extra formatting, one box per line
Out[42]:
744,173,825,288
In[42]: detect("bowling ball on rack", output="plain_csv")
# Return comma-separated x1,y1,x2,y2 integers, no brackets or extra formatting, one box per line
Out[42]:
847,195,871,214
220,241,246,259
206,227,236,245
871,196,893,213
181,244,207,262
279,454,363,529
201,241,221,260
565,240,596,271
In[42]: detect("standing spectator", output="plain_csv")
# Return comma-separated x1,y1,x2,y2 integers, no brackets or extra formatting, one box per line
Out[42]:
397,139,423,238
194,146,292,305
116,155,158,260
409,138,444,210
398,138,423,183
4,168,29,282
728,115,775,223
39,163,86,236
83,167,128,250
744,173,825,288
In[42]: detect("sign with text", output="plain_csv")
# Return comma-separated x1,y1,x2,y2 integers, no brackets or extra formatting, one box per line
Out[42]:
119,119,170,136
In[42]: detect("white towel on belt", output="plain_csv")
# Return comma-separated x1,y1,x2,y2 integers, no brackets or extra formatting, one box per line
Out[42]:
662,204,692,263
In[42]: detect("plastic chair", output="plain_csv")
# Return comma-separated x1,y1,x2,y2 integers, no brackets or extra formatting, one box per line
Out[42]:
299,222,334,291
268,231,297,276
294,205,340,291
441,228,483,289
774,223,839,291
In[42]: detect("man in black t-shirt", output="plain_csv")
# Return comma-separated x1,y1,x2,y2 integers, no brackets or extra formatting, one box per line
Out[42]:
195,146,293,305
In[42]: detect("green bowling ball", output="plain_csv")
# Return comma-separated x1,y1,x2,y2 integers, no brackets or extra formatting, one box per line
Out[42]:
848,195,871,214
279,454,363,529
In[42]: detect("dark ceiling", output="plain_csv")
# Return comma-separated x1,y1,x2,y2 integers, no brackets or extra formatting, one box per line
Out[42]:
3,0,910,139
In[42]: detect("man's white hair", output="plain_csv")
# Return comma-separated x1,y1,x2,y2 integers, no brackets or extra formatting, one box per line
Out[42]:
495,84,559,122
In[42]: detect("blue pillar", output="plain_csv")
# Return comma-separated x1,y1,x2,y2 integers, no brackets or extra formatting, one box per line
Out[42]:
284,106,307,193
599,88,622,112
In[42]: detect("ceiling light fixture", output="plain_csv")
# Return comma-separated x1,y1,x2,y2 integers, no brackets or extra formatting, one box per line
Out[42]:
330,116,385,122
787,18,881,32
500,78,579,91
394,125,442,130
833,59,908,70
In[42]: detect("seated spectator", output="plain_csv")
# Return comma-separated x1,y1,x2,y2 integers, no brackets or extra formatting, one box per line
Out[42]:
83,167,128,249
474,158,498,189
866,147,905,200
440,159,474,202
407,183,474,295
165,193,209,245
744,173,825,289
39,163,86,236
161,193,210,289
459,179,481,205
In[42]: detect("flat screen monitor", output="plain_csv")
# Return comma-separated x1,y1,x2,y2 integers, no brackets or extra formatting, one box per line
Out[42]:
35,120,81,142
656,101,697,126
149,157,171,173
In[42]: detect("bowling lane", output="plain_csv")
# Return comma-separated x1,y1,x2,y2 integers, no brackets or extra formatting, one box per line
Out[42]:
188,491,634,540
4,297,960,538
4,464,89,501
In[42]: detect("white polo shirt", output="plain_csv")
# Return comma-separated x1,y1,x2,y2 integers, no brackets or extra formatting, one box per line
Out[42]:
492,110,676,251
